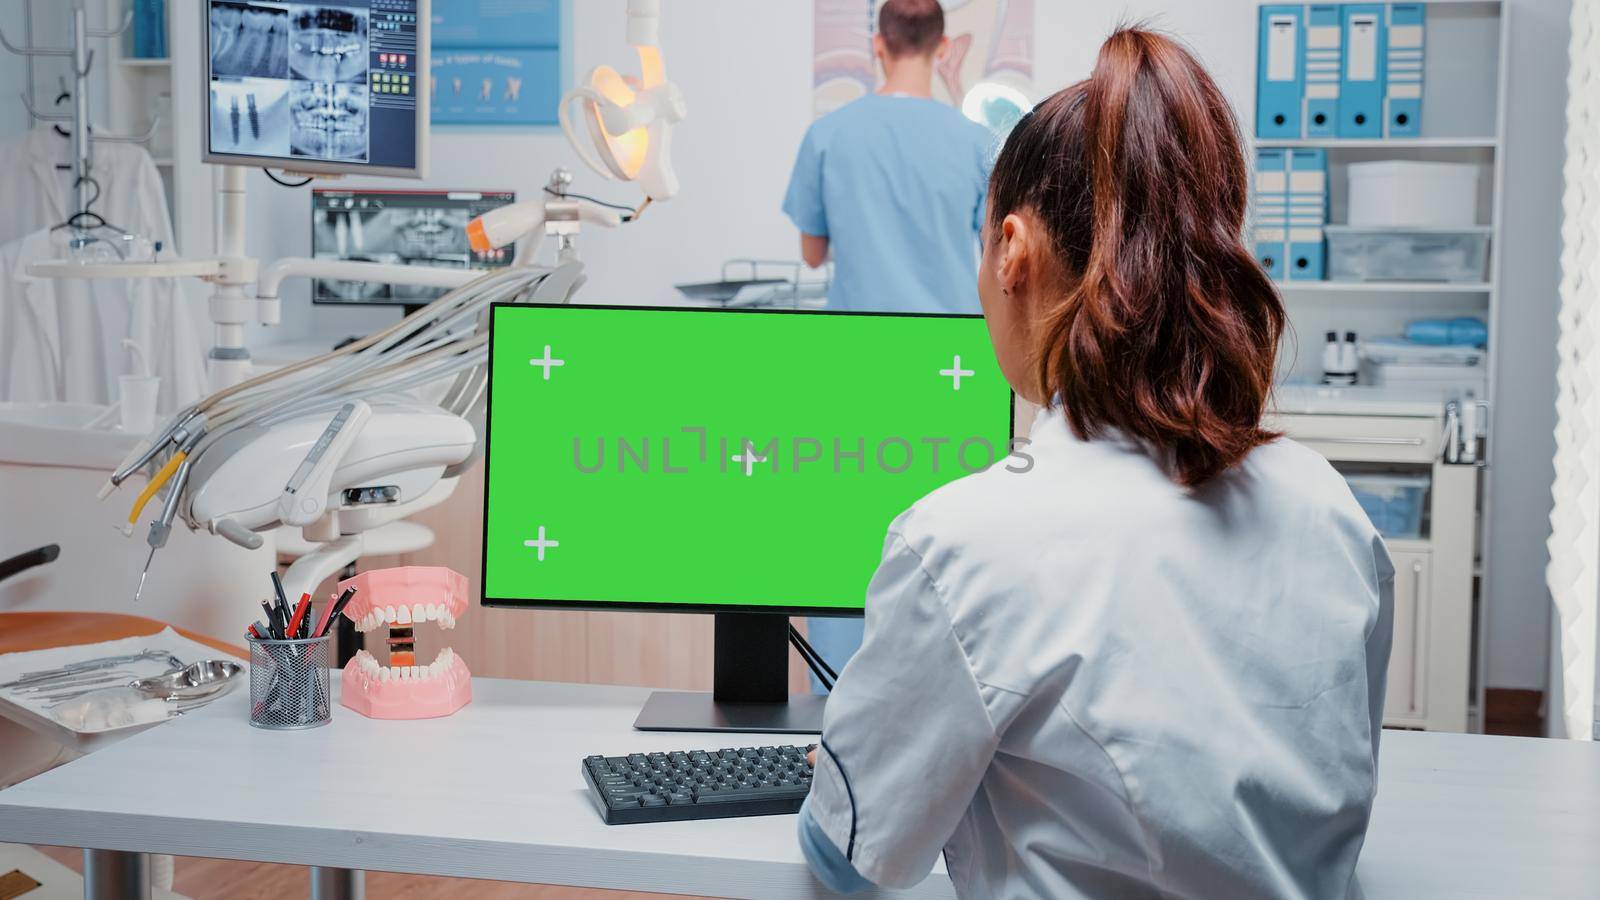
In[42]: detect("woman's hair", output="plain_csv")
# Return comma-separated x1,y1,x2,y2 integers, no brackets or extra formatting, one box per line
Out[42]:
988,28,1285,487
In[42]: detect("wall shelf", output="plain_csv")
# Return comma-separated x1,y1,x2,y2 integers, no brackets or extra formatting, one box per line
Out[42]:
1256,137,1498,150
1275,281,1493,293
1251,0,1507,734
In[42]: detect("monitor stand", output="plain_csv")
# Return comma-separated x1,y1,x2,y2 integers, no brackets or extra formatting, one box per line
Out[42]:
633,612,827,734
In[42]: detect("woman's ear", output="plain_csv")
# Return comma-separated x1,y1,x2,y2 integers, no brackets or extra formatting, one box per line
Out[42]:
998,213,1033,297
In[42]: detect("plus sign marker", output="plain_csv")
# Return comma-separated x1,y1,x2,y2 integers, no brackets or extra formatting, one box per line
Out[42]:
482,305,1013,610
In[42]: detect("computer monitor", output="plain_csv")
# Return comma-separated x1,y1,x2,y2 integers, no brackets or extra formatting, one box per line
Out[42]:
482,304,1014,732
310,189,516,305
202,0,430,178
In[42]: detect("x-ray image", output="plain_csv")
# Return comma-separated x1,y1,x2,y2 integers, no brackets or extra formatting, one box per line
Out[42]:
209,2,289,80
289,5,370,84
312,191,516,304
208,78,290,157
313,206,471,302
290,81,368,162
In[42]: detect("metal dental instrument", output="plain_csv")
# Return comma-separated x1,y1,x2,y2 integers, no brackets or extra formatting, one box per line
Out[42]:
10,670,139,693
4,650,180,688
133,428,205,602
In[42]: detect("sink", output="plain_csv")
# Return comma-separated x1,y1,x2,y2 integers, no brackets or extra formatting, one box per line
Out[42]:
0,402,140,470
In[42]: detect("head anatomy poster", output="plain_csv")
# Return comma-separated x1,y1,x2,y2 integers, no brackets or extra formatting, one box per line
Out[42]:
811,0,1035,121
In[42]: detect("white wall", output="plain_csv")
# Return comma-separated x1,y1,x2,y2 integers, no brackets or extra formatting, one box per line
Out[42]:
1482,0,1566,691
228,0,1566,692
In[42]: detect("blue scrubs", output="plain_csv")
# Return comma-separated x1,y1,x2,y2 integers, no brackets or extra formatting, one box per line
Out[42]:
783,93,994,684
782,94,994,314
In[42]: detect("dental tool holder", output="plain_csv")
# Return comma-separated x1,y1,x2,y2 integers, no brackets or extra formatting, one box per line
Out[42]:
248,634,333,730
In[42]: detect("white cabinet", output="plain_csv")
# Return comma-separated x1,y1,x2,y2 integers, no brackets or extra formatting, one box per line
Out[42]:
1385,549,1432,725
1271,411,1475,732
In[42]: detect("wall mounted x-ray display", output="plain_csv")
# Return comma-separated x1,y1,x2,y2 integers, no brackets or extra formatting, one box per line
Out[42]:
812,0,1034,135
429,0,562,126
204,0,430,178
311,189,517,305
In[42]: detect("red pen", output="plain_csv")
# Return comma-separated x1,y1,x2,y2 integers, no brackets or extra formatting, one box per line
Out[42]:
286,593,312,639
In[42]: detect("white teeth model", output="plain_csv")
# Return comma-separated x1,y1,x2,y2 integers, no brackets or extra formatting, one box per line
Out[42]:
395,605,412,625
414,604,428,623
385,606,398,624
426,603,441,621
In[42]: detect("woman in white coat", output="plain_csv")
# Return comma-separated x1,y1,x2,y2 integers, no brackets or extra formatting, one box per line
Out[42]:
799,28,1395,899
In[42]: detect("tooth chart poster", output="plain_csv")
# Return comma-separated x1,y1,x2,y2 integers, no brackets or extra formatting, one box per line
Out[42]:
430,0,565,126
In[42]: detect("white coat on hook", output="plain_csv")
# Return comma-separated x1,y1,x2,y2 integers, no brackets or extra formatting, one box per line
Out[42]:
0,124,208,414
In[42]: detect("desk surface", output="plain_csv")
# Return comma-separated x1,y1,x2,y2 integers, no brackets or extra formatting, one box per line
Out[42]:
0,678,1597,899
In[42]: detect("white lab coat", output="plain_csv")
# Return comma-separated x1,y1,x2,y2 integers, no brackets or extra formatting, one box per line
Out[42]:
808,409,1394,899
0,125,208,412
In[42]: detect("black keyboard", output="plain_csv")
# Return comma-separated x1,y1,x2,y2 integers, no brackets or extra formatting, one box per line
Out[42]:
582,744,815,825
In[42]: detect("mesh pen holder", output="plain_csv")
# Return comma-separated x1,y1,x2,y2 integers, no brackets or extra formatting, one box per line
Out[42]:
248,635,333,730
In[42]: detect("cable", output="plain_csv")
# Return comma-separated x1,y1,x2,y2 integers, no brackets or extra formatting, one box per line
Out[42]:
543,184,637,218
788,624,837,692
263,168,315,188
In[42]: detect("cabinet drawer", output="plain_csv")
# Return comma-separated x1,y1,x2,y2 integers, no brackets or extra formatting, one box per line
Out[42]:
1384,549,1431,724
1266,413,1439,464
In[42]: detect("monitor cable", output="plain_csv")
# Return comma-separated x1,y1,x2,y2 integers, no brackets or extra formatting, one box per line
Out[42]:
788,623,838,692
263,168,315,188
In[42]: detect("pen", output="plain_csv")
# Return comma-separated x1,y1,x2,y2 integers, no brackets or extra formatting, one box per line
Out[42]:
286,593,311,640
270,572,292,631
315,587,358,638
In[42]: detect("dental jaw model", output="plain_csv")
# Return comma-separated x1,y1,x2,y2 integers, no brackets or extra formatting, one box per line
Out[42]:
338,566,470,719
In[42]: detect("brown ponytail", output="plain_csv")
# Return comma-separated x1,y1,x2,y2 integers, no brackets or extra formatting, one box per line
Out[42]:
989,28,1285,487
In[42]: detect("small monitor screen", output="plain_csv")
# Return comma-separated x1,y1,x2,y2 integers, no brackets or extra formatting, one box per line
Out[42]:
311,189,516,305
482,306,1015,616
205,0,427,177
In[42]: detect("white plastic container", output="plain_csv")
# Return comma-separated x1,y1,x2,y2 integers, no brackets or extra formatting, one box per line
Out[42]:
1348,161,1481,228
1326,226,1491,283
1345,473,1430,539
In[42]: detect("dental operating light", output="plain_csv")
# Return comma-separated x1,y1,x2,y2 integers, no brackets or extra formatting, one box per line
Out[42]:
558,0,686,203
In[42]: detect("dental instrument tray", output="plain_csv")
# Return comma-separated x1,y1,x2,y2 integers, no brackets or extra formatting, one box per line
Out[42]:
674,259,830,309
0,628,246,752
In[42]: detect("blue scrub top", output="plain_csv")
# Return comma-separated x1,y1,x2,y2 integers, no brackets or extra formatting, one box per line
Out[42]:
782,94,995,314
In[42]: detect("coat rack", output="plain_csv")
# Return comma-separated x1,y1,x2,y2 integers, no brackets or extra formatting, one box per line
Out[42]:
1,0,160,241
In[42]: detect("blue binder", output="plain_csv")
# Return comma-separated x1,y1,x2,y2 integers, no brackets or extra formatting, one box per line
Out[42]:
1286,149,1328,280
1338,4,1386,138
1385,4,1425,137
1303,5,1342,137
1256,6,1303,138
1253,149,1290,281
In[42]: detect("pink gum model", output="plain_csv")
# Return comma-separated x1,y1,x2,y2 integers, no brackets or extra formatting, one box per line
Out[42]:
337,566,472,719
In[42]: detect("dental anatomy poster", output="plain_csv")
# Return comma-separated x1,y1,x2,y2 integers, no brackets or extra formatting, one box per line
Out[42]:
812,0,1034,133
430,0,562,125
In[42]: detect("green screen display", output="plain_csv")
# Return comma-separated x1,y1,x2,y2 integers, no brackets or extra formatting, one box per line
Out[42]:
482,305,1013,613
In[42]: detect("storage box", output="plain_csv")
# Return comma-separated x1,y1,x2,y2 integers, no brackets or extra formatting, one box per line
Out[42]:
1347,161,1481,228
1326,226,1491,283
1345,473,1430,539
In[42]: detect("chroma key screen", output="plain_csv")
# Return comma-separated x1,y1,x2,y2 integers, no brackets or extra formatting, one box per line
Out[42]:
481,304,1014,614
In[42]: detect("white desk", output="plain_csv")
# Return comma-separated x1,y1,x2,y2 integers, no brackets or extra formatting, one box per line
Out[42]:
0,678,1596,900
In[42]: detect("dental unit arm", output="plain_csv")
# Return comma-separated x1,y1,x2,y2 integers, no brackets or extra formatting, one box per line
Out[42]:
102,262,587,601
